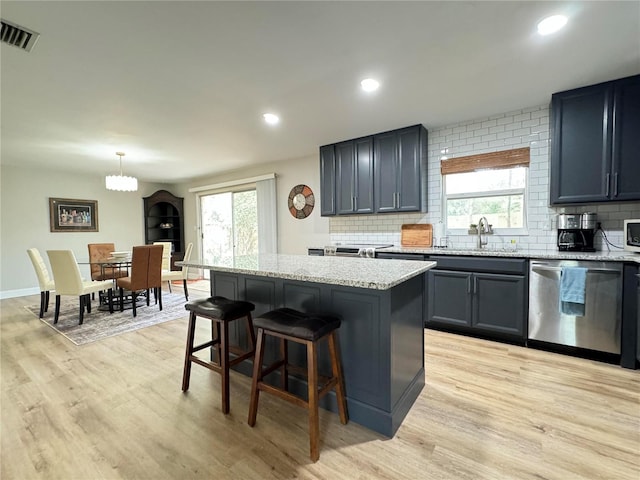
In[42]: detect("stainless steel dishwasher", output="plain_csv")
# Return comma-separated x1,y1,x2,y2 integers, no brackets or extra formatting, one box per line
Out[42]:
528,259,623,354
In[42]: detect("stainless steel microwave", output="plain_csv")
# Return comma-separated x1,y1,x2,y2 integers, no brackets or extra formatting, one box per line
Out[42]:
624,219,640,253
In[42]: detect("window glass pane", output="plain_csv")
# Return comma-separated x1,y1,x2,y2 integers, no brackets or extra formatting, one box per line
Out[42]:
233,190,258,256
201,189,258,272
447,194,524,229
446,167,526,195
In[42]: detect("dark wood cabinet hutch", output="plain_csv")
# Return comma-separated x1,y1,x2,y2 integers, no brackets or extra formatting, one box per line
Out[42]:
143,190,185,270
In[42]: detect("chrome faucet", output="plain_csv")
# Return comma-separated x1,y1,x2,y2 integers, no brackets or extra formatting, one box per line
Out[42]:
477,217,489,249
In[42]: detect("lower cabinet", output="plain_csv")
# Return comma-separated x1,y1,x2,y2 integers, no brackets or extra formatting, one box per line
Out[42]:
425,256,528,342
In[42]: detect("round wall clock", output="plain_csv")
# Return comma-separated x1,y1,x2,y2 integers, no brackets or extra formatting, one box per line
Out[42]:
288,184,315,219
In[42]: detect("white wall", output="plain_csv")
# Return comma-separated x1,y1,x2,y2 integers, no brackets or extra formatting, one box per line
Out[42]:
172,154,330,258
0,164,170,297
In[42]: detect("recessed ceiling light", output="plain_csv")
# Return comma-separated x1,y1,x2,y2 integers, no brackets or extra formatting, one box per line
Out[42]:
263,113,280,125
537,15,568,36
360,78,380,92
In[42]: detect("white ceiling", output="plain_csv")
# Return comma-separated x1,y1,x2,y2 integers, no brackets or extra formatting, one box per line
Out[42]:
1,1,639,183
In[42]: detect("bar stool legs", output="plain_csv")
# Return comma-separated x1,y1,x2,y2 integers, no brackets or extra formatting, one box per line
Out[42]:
181,296,256,414
248,309,348,462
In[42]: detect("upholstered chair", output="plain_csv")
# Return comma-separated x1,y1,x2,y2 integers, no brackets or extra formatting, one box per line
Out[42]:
153,241,172,272
161,242,193,300
87,243,128,281
27,248,56,318
116,245,163,317
46,250,114,325
147,244,164,309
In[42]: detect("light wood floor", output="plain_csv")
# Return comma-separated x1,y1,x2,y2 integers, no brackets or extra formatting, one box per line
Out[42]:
2,286,639,479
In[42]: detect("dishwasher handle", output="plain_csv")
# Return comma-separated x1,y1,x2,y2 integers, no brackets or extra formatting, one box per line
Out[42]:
531,263,620,275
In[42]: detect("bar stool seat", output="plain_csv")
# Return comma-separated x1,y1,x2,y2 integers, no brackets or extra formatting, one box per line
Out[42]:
182,296,256,414
248,307,348,462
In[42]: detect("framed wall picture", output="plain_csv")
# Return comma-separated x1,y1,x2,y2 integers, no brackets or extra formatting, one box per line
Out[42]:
49,198,98,232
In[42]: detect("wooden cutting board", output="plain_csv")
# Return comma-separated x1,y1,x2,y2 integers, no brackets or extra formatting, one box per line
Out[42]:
401,224,433,247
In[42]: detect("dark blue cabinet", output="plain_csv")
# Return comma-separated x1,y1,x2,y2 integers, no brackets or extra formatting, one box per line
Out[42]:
374,125,427,213
319,145,336,216
550,74,640,204
335,137,374,214
320,124,427,216
425,256,527,342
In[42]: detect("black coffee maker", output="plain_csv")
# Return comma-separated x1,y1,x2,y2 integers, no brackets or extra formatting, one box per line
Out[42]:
557,213,597,252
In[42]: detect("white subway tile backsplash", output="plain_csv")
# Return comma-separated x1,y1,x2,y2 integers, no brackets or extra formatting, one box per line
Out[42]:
328,104,640,250
514,127,532,137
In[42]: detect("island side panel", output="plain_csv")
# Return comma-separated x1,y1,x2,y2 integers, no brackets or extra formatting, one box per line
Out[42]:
389,273,426,434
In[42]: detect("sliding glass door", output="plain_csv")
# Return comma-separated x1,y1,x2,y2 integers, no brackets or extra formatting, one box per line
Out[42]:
200,189,258,275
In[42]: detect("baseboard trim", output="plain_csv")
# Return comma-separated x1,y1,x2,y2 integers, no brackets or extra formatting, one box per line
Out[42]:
0,287,39,300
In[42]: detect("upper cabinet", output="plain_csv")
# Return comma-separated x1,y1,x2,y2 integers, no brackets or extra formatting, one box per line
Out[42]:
374,125,427,213
336,137,374,214
319,145,336,216
320,124,428,216
550,74,640,205
143,190,185,270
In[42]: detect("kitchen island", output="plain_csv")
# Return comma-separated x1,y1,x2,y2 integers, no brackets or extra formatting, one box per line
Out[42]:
180,254,436,437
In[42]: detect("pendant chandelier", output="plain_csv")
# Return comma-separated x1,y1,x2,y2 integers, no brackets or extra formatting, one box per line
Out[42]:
105,151,138,191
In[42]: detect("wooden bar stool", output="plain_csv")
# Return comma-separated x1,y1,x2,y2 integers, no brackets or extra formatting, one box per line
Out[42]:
247,308,348,462
182,296,256,414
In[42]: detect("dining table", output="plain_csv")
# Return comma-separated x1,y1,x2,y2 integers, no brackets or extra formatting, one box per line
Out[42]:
81,256,143,311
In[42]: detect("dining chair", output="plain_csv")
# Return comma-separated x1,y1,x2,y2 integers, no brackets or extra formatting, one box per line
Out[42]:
116,245,163,317
87,243,128,281
153,241,172,272
27,248,56,318
161,242,193,300
46,250,114,325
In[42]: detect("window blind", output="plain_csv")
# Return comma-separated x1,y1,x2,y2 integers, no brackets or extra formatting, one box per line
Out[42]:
440,147,530,175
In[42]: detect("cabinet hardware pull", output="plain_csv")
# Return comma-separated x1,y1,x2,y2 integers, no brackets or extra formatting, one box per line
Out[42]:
606,173,610,197
473,276,477,294
614,173,619,197
467,277,472,294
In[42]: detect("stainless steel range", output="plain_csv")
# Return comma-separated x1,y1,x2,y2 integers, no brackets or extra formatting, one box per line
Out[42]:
323,244,393,258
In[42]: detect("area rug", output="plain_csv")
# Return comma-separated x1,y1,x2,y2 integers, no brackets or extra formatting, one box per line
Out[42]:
25,292,190,346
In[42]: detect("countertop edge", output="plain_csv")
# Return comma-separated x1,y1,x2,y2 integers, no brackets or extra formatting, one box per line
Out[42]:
371,247,640,263
179,258,436,290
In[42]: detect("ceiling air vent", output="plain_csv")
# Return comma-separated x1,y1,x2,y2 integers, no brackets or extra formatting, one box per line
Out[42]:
1,18,40,52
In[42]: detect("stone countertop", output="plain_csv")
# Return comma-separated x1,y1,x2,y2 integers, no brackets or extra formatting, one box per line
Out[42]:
180,254,436,290
376,246,640,263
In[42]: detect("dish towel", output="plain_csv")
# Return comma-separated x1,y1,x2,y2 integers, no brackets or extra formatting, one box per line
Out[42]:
559,266,587,316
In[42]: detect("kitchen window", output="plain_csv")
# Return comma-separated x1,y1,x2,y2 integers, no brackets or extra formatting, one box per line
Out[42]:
441,148,529,234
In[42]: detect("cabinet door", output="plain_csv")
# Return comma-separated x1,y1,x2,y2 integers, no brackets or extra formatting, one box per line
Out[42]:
354,137,374,213
472,273,525,337
550,84,613,204
396,126,422,211
336,141,356,214
319,145,336,216
426,269,472,327
611,76,640,201
374,131,399,213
